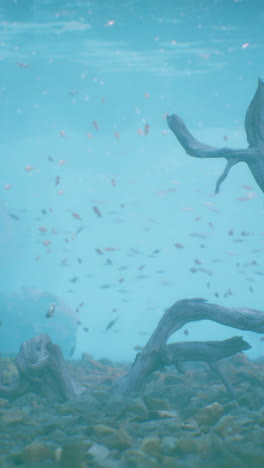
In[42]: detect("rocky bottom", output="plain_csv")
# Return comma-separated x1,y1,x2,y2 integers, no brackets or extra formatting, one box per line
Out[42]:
0,353,264,467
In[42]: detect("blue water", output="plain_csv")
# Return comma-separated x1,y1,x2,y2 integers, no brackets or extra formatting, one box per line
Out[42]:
0,0,263,361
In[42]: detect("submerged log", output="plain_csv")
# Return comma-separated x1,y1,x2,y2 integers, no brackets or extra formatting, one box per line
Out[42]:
167,78,264,193
0,334,85,401
112,298,264,396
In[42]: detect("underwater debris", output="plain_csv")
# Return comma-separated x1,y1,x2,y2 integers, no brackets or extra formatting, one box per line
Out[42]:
9,213,20,221
46,302,56,318
112,298,264,397
105,317,118,331
93,206,102,218
167,78,264,194
0,334,84,401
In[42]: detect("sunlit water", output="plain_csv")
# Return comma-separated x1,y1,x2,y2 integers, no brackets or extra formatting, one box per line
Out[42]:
0,0,263,362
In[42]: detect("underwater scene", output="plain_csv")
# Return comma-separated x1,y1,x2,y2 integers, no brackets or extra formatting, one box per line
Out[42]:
0,0,264,466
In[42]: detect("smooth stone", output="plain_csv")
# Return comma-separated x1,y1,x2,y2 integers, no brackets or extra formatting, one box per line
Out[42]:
16,441,54,464
0,398,9,408
144,397,171,411
2,407,26,424
140,437,161,455
60,440,84,468
126,397,149,418
195,402,224,426
160,436,178,455
102,429,132,450
13,392,45,408
148,409,180,420
66,393,100,413
121,449,159,468
93,424,117,437
103,395,130,418
174,437,198,454
88,442,117,467
213,415,239,437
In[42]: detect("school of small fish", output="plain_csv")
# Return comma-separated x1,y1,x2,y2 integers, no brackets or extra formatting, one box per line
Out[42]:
5,34,264,352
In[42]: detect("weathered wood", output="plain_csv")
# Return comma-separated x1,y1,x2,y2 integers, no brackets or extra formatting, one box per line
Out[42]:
167,78,264,193
0,334,85,401
163,336,251,397
164,336,251,365
112,298,264,395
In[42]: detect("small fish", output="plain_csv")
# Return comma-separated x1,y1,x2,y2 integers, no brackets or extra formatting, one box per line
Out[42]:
39,226,47,232
133,345,143,351
4,184,12,190
9,213,20,221
111,178,116,187
46,302,56,318
58,159,65,165
183,329,189,335
41,209,48,215
93,120,99,131
55,176,60,185
17,62,30,68
70,276,78,283
114,131,120,139
174,243,184,249
93,206,102,218
24,165,34,172
144,123,150,136
72,212,81,220
242,42,250,49
42,240,51,246
104,19,115,27
48,156,54,162
83,327,89,332
95,248,104,255
194,259,202,265
105,317,118,331
78,257,82,264
59,130,66,137
75,226,85,236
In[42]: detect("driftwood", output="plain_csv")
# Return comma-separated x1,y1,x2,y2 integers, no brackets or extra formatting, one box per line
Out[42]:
1,300,263,401
167,78,264,193
0,334,85,401
112,298,264,396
